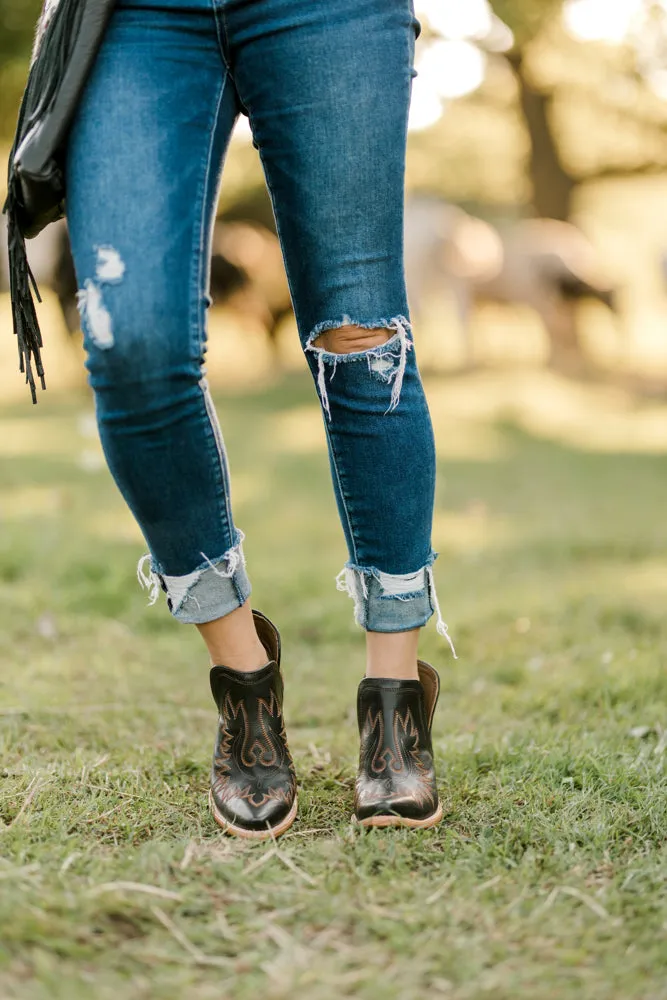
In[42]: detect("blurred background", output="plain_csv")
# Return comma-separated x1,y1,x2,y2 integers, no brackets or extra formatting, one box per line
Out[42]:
3,0,667,602
4,0,667,394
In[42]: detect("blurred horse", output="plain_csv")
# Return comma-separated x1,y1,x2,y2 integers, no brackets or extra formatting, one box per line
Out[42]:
1,195,619,373
405,197,619,369
0,208,290,345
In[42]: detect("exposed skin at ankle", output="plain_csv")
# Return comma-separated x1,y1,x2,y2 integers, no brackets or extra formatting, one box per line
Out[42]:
365,628,420,680
197,600,269,671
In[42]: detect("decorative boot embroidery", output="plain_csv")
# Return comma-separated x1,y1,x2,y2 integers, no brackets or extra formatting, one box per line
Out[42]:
357,705,437,810
209,619,297,837
354,669,442,825
212,689,296,809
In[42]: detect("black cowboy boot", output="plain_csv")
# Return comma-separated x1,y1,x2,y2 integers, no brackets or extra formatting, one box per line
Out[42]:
209,611,297,839
354,660,442,828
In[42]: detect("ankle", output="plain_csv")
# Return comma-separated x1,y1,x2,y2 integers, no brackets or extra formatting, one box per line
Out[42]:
209,637,269,672
365,661,419,681
365,627,420,680
197,601,271,672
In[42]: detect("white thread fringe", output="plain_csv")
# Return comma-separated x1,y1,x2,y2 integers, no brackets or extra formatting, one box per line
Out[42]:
316,352,332,421
427,566,458,658
336,566,367,624
136,553,160,606
308,318,412,422
200,530,246,579
386,318,409,414
337,564,456,656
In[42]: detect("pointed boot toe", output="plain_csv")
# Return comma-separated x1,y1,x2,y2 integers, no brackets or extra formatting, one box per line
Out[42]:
209,611,297,840
354,661,442,829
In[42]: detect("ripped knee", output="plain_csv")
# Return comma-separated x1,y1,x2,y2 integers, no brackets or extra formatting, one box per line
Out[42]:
305,315,413,421
311,324,391,354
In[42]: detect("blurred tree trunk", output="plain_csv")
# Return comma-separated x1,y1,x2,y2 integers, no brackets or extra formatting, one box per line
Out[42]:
507,50,575,221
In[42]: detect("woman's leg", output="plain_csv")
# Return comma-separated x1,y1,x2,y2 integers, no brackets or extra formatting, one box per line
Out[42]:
66,1,297,839
226,0,449,826
227,0,452,668
66,1,265,669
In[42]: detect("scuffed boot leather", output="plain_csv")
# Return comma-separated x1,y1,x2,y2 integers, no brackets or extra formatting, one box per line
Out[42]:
354,661,442,828
209,610,297,839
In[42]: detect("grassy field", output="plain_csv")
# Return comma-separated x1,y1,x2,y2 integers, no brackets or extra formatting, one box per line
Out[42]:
1,355,667,999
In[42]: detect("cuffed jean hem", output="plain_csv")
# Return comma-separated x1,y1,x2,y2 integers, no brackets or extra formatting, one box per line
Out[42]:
136,530,251,625
336,558,457,656
163,561,252,624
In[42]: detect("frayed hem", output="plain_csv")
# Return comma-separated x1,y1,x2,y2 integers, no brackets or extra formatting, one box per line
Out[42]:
136,530,246,615
335,558,457,658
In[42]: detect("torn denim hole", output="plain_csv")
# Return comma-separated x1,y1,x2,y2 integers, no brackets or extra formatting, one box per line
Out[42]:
77,280,114,349
305,315,413,421
95,245,126,283
136,530,246,616
336,561,457,658
76,245,126,350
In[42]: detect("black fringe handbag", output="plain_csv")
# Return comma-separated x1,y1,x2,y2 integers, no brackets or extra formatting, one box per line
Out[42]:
3,0,115,402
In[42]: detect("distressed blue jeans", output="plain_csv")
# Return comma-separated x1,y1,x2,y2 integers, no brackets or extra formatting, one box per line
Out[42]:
66,0,452,642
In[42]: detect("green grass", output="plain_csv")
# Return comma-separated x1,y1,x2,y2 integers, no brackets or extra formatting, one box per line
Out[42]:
1,367,667,1000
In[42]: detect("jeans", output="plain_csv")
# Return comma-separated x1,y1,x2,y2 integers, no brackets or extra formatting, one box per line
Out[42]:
66,0,451,641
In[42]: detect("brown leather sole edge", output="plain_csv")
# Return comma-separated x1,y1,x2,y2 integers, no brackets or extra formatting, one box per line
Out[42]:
356,800,443,830
209,790,298,840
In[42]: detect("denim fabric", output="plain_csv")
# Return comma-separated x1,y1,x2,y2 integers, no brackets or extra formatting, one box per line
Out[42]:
66,0,446,637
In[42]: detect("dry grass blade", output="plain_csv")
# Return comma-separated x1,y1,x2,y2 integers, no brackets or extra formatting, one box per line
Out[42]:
275,849,317,886
425,875,455,905
558,886,613,922
0,864,40,880
151,907,232,969
475,874,502,893
59,853,79,875
1,777,43,832
242,847,278,876
88,881,182,901
533,887,560,916
282,827,331,839
180,840,197,871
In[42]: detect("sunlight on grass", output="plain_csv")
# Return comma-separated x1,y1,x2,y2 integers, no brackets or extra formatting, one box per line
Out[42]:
432,506,514,552
272,405,326,453
1,369,667,1000
425,369,667,453
0,486,65,520
620,560,667,598
85,509,145,544
0,416,83,458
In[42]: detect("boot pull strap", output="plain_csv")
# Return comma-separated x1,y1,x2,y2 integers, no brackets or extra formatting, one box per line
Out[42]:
417,661,440,729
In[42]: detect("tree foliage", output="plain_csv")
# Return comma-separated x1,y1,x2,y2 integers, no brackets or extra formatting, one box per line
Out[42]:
489,0,563,49
0,0,41,62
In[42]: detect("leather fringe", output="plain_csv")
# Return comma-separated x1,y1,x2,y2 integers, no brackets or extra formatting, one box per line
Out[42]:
3,0,85,402
4,186,45,403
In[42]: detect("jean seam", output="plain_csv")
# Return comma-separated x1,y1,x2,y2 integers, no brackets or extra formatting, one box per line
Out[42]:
212,1,233,75
246,105,307,341
323,419,360,566
189,68,236,541
200,377,235,532
191,70,228,359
